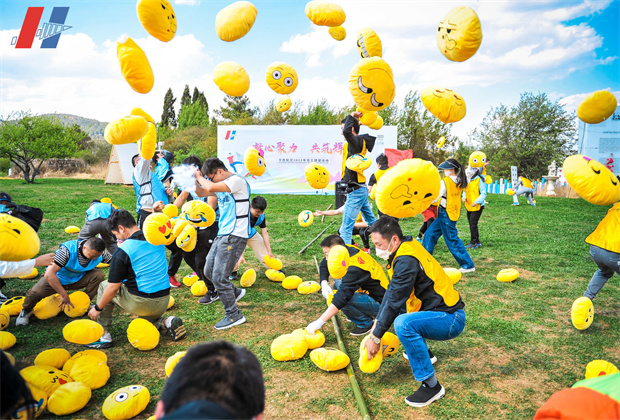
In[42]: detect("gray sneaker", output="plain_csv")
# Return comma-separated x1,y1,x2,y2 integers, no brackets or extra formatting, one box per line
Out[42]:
199,290,219,305
214,314,246,330
235,288,246,302
16,309,33,326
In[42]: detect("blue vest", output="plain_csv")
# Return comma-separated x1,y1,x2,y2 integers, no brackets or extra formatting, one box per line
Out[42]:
133,171,168,213
57,240,102,286
153,158,170,182
216,175,251,237
86,202,114,221
249,213,265,238
119,238,169,294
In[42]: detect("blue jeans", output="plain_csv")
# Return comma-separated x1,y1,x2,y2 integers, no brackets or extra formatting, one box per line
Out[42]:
422,207,475,269
513,187,535,205
334,280,381,328
584,245,620,300
394,309,466,381
340,187,377,245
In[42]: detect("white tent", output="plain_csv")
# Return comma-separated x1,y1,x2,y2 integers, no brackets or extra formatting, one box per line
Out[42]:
105,144,136,184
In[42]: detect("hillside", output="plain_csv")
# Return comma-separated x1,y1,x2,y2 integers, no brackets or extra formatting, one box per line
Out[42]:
44,113,108,139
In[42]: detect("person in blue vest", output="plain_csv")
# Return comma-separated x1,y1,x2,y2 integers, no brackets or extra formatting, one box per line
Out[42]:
154,150,174,186
16,237,111,326
78,200,117,253
86,210,185,349
194,158,251,330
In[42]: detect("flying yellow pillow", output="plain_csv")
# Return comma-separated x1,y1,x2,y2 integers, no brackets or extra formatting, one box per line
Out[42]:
437,6,482,62
0,214,40,261
64,291,91,318
298,210,314,227
213,61,250,97
191,281,208,296
181,200,216,228
443,268,462,285
102,385,150,420
305,1,346,26
136,0,177,42
215,1,257,42
139,122,157,160
298,281,321,295
240,269,257,287
265,269,285,282
117,37,154,94
33,294,62,320
64,226,80,234
104,115,149,145
563,155,620,206
129,107,154,123
585,360,619,379
143,212,174,246
183,274,199,287
292,328,325,349
264,256,283,271
305,162,330,189
2,296,25,316
48,381,92,415
327,245,349,279
271,333,308,361
310,348,350,371
0,306,10,331
368,115,383,130
165,351,187,377
244,148,266,176
358,335,382,373
348,57,395,112
34,348,71,370
97,262,110,268
0,331,16,350
577,90,617,124
436,136,446,149
63,319,104,345
421,86,467,123
357,28,382,58
266,62,298,95
329,25,346,41
571,297,594,330
20,365,74,396
277,96,292,112
282,275,303,290
496,268,519,283
127,318,160,351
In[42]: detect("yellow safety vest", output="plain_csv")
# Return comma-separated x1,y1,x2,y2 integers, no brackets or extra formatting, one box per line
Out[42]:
586,202,620,253
375,168,388,183
342,142,368,183
387,241,460,313
346,244,389,293
464,177,481,212
444,177,463,221
522,178,533,189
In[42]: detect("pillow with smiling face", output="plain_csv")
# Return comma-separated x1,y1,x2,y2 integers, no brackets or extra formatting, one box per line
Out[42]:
0,214,40,261
181,200,216,228
421,86,467,123
356,27,382,58
143,212,174,246
375,159,441,218
137,0,177,42
436,6,482,62
20,365,74,397
348,57,395,112
277,96,292,112
563,155,620,206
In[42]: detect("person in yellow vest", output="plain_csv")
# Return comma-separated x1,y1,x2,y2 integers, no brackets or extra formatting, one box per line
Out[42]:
366,217,465,408
422,159,475,273
581,201,620,302
306,235,389,336
368,153,390,218
512,175,536,206
462,168,488,249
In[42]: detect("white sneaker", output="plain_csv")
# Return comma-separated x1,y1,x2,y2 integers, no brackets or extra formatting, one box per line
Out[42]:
16,309,33,326
459,267,476,273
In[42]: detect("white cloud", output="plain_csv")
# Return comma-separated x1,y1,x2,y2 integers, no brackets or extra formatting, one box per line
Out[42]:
174,0,201,6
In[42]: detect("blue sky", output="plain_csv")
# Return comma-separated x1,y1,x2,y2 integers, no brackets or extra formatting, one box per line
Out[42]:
1,0,618,141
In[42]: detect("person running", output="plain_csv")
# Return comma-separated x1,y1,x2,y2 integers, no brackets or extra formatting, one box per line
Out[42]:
512,175,536,206
422,159,475,273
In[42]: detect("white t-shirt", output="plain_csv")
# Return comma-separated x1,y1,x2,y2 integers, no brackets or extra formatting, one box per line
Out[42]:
222,175,251,238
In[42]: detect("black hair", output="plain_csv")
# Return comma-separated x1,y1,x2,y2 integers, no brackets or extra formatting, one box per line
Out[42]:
84,237,106,253
368,216,404,241
131,154,140,168
376,153,388,167
90,199,101,206
251,196,267,211
160,341,265,419
341,117,360,135
202,158,227,177
320,234,346,248
442,158,467,189
108,209,137,232
1,352,36,420
182,155,202,168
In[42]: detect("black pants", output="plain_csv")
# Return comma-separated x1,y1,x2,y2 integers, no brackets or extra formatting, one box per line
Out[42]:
418,217,436,237
137,209,152,230
466,207,484,245
183,223,218,290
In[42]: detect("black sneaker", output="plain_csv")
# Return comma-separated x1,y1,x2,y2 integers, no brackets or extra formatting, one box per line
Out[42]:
350,325,372,336
199,290,219,305
228,271,238,281
405,383,445,407
165,316,186,341
403,350,437,365
84,338,114,349
234,288,246,302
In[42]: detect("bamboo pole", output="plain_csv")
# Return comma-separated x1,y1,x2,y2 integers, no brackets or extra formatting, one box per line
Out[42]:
321,203,333,222
313,257,371,420
298,221,336,254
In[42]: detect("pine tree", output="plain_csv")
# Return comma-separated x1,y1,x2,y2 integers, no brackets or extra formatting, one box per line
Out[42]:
196,91,209,114
215,95,257,123
181,85,191,107
161,88,177,128
192,87,200,104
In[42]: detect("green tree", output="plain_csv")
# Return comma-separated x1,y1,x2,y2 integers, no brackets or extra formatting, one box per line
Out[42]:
180,85,191,107
379,103,399,126
452,141,476,168
215,95,257,124
164,125,217,163
178,101,210,130
161,88,177,128
192,86,200,105
258,100,290,125
471,92,577,179
287,100,348,125
0,112,83,183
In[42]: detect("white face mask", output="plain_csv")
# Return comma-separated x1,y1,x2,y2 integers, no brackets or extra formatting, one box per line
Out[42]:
375,238,393,260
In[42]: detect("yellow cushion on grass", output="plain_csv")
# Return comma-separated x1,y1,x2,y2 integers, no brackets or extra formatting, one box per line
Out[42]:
104,115,149,145
0,306,9,330
265,269,285,282
0,214,40,261
34,348,71,369
167,295,175,310
327,245,349,279
298,281,321,295
444,268,462,285
496,268,519,283
585,360,619,379
102,385,150,420
282,275,303,290
0,331,16,350
64,291,91,318
2,296,25,316
271,333,308,361
240,269,257,287
18,267,38,279
63,350,108,374
27,383,47,417
381,332,400,357
310,348,350,371
68,354,110,390
117,37,154,94
292,328,325,350
305,1,346,26
20,365,74,396
136,0,177,42
215,1,257,42
191,281,208,296
358,335,382,373
506,188,515,196
33,294,62,320
183,274,199,286
264,255,283,271
165,351,186,377
127,318,160,351
64,226,80,234
48,381,91,415
63,319,104,345
571,297,594,330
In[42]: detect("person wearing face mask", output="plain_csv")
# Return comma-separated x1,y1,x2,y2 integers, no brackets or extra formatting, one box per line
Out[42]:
422,158,475,273
366,217,465,408
306,235,389,337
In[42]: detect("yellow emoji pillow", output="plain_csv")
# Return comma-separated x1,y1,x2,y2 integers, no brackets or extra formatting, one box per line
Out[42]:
0,214,40,261
437,6,482,62
266,62,298,95
213,61,250,97
117,37,154,94
349,57,395,112
136,0,177,42
421,86,466,123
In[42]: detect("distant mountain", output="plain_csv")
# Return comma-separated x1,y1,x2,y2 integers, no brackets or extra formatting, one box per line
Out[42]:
44,113,108,139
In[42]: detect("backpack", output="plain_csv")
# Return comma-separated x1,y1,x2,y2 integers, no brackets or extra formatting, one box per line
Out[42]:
6,204,44,232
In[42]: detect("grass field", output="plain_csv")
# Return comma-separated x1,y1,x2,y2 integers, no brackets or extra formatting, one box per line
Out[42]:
1,177,618,420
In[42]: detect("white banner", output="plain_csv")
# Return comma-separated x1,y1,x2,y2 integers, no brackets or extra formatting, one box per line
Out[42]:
217,125,398,194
